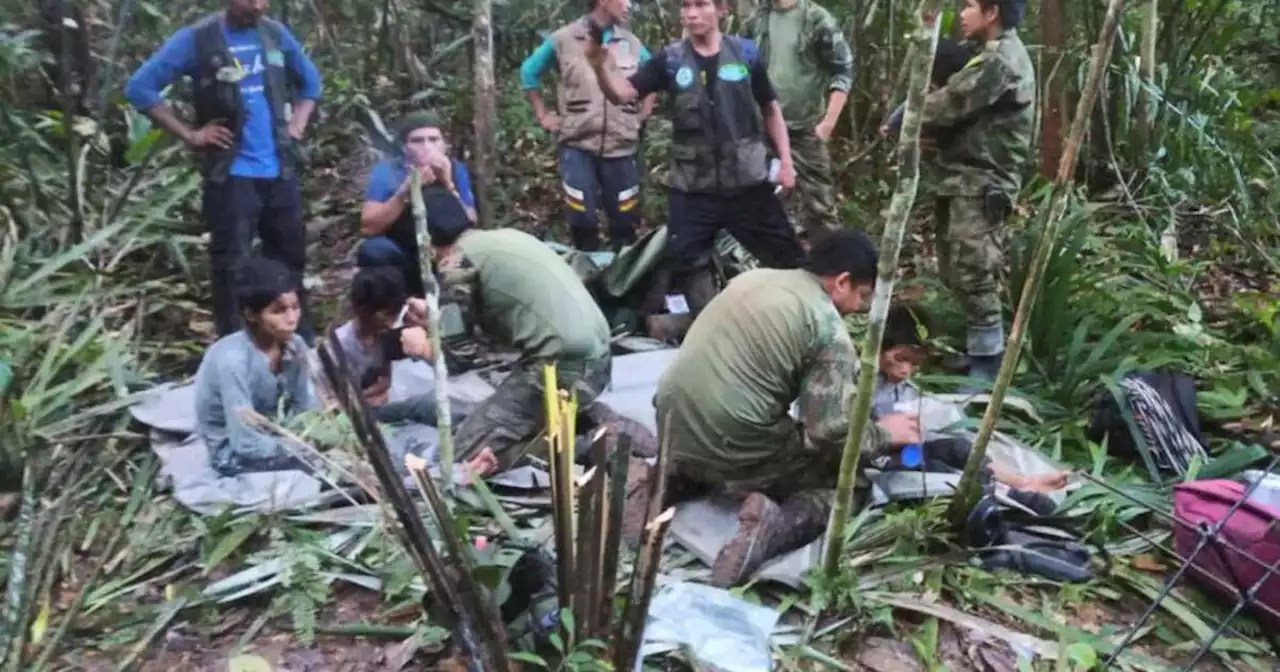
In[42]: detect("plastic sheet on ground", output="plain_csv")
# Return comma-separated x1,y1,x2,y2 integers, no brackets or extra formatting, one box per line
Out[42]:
639,581,781,672
130,346,1071,589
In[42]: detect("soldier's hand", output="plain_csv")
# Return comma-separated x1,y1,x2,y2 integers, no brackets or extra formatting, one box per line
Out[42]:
777,159,797,196
401,326,434,361
538,112,561,134
405,297,428,327
877,413,922,447
186,122,234,150
814,118,836,142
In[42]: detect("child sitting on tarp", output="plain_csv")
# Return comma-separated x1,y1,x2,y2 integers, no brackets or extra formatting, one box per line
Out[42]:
871,304,1068,507
196,257,319,476
330,266,464,427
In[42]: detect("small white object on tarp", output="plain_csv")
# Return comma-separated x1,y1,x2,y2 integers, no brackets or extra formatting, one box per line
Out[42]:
639,582,780,672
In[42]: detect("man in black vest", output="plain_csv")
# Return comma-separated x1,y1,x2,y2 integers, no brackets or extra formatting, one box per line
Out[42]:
126,0,324,342
587,0,805,315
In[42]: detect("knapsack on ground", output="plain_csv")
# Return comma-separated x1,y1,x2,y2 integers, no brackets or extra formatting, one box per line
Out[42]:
1086,370,1208,479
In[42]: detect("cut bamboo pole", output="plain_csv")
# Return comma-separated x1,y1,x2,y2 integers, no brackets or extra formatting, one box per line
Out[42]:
822,0,944,576
408,169,456,494
946,0,1129,527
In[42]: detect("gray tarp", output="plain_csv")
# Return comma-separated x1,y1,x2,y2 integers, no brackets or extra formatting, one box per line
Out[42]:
129,347,1072,584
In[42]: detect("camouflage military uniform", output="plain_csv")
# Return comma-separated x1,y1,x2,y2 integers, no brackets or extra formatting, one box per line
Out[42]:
743,0,854,240
921,29,1035,358
434,229,614,471
646,267,890,584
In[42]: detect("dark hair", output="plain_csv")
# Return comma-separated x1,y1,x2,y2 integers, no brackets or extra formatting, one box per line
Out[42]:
977,0,1026,29
882,304,926,351
425,188,473,246
233,257,296,317
351,266,407,317
932,38,975,88
804,228,878,285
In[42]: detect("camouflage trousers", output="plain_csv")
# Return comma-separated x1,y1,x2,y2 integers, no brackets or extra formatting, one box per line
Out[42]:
663,417,838,519
454,353,612,472
787,132,840,241
935,195,1006,357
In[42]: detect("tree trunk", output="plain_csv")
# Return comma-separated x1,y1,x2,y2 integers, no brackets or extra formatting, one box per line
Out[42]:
1038,0,1066,178
946,0,1129,528
471,0,497,226
822,0,943,576
1136,0,1158,158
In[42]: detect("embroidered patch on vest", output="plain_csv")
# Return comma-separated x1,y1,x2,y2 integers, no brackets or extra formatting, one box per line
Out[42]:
717,63,749,82
266,50,285,67
675,66,694,89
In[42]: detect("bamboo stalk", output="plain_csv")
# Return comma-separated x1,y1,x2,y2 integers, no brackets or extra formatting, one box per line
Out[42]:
946,0,1129,527
613,507,676,671
822,1,943,576
409,169,456,494
597,432,630,631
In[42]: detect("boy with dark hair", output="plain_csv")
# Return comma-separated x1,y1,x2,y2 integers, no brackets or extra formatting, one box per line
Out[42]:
630,228,923,586
195,256,319,476
398,189,614,478
332,266,408,405
868,303,1067,506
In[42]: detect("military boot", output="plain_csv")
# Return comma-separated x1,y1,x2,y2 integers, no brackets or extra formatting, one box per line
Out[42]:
710,492,828,587
964,353,1003,390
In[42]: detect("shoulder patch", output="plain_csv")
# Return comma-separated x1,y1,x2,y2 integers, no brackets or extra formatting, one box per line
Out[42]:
737,36,760,65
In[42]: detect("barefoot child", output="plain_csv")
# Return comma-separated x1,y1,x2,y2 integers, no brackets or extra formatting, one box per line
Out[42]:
872,305,1069,498
196,258,319,476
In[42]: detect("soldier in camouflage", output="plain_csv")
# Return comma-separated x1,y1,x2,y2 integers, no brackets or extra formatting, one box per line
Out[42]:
742,0,853,242
623,229,922,587
400,190,614,477
919,0,1035,380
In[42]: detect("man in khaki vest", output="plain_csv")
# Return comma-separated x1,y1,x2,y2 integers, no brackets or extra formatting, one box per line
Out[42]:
521,0,656,252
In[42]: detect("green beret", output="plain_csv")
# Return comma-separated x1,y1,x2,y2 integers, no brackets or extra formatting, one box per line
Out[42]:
397,110,443,143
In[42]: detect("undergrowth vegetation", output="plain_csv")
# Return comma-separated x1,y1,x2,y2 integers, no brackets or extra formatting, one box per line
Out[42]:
1,0,1278,668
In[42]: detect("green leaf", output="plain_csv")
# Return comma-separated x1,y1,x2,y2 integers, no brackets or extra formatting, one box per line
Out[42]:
549,632,565,654
124,127,165,165
509,651,549,668
1067,642,1097,669
203,519,263,575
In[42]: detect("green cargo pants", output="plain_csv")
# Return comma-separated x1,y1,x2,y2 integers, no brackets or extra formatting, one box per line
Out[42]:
788,132,840,240
453,353,612,472
935,195,1006,357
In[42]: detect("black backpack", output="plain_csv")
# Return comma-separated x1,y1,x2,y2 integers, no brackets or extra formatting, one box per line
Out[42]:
1086,370,1208,480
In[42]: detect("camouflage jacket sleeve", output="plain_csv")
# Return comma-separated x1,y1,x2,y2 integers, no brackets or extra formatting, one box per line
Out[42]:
810,4,854,93
435,250,487,373
795,315,891,457
920,48,1013,129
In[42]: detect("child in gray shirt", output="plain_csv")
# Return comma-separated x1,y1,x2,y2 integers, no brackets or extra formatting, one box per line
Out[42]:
872,305,1067,502
196,258,319,476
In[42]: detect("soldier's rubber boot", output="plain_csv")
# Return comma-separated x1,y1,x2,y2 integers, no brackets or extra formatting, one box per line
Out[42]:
969,353,1002,379
682,267,719,316
710,493,828,587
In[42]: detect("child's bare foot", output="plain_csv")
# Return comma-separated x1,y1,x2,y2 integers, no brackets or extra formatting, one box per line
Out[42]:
461,447,500,484
1020,471,1069,493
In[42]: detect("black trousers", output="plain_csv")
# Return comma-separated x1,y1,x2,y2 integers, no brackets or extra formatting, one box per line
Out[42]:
666,184,804,270
202,176,314,343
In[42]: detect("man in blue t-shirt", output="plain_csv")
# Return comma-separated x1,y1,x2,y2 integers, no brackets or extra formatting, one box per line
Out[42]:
358,110,477,298
125,0,324,343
